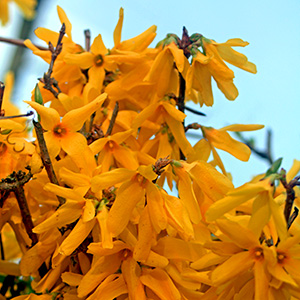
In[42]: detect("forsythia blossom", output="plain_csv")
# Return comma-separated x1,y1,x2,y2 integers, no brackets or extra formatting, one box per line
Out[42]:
0,5,298,300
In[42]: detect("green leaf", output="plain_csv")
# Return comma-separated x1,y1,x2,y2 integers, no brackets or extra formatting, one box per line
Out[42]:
0,129,12,135
34,84,43,122
34,84,43,105
265,157,283,178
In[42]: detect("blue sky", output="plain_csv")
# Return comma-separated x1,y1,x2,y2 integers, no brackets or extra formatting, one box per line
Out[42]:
0,0,299,186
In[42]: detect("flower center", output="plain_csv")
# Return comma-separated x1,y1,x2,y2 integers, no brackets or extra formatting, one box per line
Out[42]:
252,247,264,261
53,124,67,137
277,252,286,264
94,54,104,66
0,142,7,155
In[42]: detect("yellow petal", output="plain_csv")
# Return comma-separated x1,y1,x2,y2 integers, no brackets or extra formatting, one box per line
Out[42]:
57,6,72,39
107,180,145,236
117,25,157,52
190,251,227,270
146,183,168,232
42,131,62,159
61,272,83,286
162,102,186,122
189,161,233,201
216,219,258,249
87,274,127,300
204,127,251,161
164,112,194,157
91,168,134,193
122,256,146,300
220,124,264,132
60,132,87,156
33,201,82,233
96,206,113,249
59,218,96,256
248,191,271,238
133,206,153,261
114,8,124,47
175,166,201,224
64,52,94,69
0,119,24,131
82,199,95,223
140,268,181,300
132,102,159,130
88,65,106,91
62,93,107,131
44,183,83,199
211,251,253,286
215,78,239,100
153,236,205,261
167,42,185,73
90,34,107,55
24,101,60,130
59,167,91,187
138,165,157,181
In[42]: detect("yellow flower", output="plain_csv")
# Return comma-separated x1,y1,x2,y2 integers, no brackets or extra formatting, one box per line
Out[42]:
144,42,189,97
186,38,256,106
89,129,139,172
64,32,145,92
132,98,194,158
112,7,157,53
199,124,264,174
206,177,288,241
201,219,270,299
25,93,107,158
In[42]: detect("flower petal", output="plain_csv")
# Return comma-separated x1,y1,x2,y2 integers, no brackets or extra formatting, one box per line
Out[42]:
64,52,94,69
113,8,124,47
211,251,253,286
60,132,87,155
62,93,107,131
24,101,60,130
91,34,107,55
107,180,145,236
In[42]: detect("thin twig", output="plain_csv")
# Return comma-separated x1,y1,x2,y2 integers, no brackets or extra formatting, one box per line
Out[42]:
0,111,34,119
184,105,206,116
280,169,300,226
0,36,48,51
40,23,66,98
84,29,91,52
13,177,38,247
33,120,65,206
185,122,201,132
105,102,119,136
0,82,4,116
235,131,273,165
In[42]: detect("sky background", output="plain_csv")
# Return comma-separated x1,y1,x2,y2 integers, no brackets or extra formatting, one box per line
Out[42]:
0,0,299,186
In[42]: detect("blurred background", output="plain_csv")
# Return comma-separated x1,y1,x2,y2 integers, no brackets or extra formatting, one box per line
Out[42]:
0,0,299,186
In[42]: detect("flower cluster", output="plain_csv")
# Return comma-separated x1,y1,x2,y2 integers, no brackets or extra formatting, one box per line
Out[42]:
0,5,299,300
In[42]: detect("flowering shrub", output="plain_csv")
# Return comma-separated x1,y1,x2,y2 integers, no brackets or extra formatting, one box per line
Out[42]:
0,5,299,300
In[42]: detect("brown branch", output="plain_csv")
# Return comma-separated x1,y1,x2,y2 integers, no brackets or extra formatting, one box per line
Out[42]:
184,105,206,116
280,169,300,227
13,178,38,247
185,122,201,132
39,23,66,98
84,29,91,52
105,102,119,136
33,120,65,206
0,82,4,117
0,111,34,119
235,130,273,165
0,36,48,51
